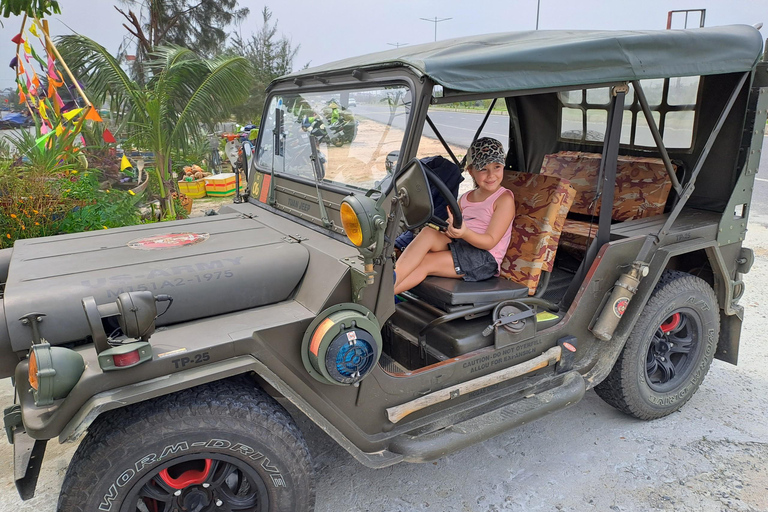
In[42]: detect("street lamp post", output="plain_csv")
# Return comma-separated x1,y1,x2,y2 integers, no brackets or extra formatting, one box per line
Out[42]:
420,17,452,42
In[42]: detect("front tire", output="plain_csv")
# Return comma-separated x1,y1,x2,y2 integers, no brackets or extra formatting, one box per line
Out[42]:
594,270,719,420
57,378,315,512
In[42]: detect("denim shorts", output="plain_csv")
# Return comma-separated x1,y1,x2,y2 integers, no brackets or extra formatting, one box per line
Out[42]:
449,239,498,282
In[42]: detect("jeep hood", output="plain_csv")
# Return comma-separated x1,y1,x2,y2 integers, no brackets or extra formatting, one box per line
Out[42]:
1,213,309,351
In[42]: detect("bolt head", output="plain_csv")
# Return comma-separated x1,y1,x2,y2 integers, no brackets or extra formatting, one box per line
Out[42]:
202,483,210,488
174,490,182,496
216,499,223,506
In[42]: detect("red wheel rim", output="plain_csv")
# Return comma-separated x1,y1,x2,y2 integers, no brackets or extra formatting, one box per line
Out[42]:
158,458,212,489
660,312,681,333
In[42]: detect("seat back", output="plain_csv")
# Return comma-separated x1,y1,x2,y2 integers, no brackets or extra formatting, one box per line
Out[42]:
540,151,672,221
499,172,576,295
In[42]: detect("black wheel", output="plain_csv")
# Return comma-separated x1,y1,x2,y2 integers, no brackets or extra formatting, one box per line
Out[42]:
594,270,719,420
57,378,315,512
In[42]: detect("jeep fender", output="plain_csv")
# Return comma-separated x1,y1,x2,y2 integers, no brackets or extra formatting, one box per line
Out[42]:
584,238,739,389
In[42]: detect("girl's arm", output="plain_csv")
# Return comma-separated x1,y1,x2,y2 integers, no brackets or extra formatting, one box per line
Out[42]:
446,193,515,250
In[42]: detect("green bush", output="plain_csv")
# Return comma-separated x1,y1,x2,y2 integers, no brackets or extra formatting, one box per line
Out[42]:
1,169,143,249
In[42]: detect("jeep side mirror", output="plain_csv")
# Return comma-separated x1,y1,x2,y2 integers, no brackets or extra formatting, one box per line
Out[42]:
394,158,433,230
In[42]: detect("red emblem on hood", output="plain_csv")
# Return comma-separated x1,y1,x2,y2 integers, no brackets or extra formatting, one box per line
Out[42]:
127,232,209,250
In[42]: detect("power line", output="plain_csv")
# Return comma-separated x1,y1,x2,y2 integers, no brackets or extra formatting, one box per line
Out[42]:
387,42,408,49
420,17,452,42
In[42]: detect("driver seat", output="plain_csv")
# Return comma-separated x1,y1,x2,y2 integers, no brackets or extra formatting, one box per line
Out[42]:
411,171,575,310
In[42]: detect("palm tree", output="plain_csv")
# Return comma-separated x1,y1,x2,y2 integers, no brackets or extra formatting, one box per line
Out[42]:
57,35,252,217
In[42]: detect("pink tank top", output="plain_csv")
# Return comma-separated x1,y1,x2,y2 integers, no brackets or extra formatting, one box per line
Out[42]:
459,187,515,271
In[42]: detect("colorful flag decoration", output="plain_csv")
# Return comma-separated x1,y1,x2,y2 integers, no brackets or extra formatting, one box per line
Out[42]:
84,108,102,122
103,128,116,144
121,155,132,171
62,108,83,121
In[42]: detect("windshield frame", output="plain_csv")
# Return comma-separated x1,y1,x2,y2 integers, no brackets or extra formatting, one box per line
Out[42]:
251,71,421,199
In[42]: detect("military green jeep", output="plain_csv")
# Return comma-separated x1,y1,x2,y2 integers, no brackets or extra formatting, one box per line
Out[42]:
1,25,766,511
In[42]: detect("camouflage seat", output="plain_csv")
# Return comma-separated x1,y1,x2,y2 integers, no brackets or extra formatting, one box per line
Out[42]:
539,151,673,251
499,172,577,295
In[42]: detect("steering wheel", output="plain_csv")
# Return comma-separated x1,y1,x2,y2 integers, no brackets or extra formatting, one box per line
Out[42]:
423,167,462,231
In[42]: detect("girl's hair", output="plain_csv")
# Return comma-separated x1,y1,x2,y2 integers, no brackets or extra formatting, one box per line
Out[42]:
467,163,479,188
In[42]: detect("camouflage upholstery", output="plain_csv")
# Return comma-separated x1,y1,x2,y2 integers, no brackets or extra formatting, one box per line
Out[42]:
499,172,576,295
559,219,598,255
540,151,673,220
540,151,673,250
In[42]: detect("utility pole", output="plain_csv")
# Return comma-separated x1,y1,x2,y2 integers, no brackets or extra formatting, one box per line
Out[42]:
420,17,452,42
536,0,541,30
387,42,408,49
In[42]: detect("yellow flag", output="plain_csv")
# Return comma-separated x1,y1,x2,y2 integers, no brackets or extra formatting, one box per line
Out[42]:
62,108,83,121
55,123,64,137
23,40,31,55
29,23,39,37
120,155,132,171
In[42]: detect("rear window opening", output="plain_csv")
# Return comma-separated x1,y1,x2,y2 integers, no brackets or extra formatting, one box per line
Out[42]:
559,77,701,150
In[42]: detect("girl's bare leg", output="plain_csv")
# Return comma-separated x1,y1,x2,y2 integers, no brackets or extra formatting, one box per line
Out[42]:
394,250,461,295
394,228,451,291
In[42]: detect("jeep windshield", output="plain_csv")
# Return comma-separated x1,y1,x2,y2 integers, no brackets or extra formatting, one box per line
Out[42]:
256,84,412,191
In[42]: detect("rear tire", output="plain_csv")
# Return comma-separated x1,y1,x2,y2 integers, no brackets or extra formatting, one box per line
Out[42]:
594,270,719,420
57,377,315,512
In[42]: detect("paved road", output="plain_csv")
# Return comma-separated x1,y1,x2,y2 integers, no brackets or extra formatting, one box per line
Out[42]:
354,104,508,149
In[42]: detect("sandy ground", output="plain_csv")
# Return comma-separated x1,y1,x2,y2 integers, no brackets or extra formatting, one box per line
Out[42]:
1,200,766,512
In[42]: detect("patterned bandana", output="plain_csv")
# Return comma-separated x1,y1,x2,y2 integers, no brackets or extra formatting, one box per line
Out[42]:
466,137,505,170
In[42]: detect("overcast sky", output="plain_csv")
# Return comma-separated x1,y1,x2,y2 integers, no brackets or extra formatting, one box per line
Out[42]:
1,0,765,94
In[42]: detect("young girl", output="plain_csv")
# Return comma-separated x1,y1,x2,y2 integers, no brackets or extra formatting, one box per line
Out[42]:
394,137,515,295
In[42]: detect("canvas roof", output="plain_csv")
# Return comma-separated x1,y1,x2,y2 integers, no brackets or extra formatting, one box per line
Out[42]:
282,25,764,93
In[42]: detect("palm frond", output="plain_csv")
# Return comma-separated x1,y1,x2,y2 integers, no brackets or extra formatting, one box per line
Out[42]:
56,35,145,115
170,55,252,145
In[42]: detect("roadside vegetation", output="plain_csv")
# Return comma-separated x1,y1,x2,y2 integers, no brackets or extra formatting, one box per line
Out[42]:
0,0,301,247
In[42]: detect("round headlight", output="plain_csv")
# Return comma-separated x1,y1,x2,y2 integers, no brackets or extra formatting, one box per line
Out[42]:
340,202,363,246
28,342,85,406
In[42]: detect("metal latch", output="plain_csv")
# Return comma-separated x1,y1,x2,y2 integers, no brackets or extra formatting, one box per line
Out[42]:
282,234,308,243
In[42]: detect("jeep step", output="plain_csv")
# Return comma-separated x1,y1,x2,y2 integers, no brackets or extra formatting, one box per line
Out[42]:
388,370,585,462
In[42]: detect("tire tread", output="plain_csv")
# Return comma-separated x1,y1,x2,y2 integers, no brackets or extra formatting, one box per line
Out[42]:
57,376,315,512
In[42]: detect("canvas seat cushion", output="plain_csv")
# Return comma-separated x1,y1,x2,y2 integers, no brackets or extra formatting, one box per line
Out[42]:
499,172,576,295
540,151,673,221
